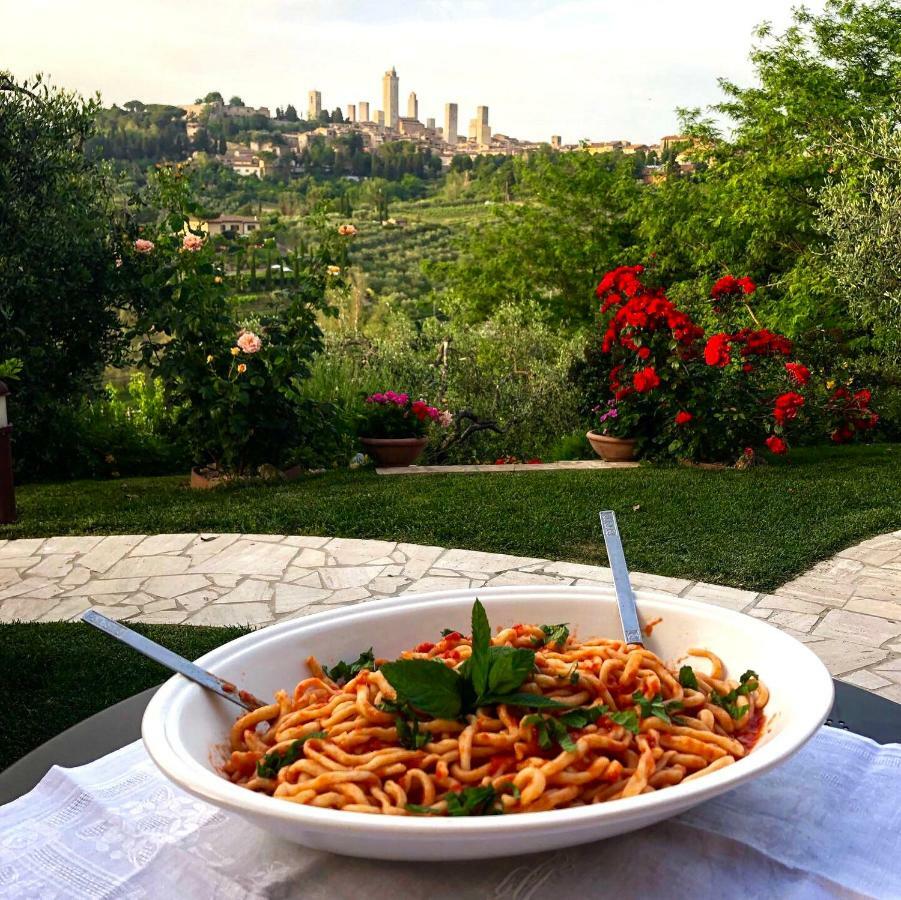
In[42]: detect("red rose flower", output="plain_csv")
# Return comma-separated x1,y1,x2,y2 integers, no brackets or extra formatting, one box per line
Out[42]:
742,363,754,373
637,346,651,360
785,362,811,385
765,435,788,454
711,274,756,300
704,333,731,367
831,424,854,443
711,275,739,299
773,391,805,424
632,366,661,393
675,411,693,426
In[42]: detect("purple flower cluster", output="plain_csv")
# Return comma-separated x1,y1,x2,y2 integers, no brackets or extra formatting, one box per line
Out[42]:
366,391,409,407
595,399,619,424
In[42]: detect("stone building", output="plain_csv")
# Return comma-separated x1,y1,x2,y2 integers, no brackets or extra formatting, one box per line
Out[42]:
382,67,399,128
307,90,322,120
444,102,458,146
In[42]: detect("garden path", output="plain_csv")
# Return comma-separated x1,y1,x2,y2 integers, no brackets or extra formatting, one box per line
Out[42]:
1,531,900,703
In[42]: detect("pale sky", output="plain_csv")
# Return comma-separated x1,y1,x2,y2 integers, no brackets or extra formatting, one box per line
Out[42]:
1,0,823,144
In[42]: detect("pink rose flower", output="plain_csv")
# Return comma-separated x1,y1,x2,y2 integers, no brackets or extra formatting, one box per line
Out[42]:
236,331,263,354
134,239,155,254
182,234,205,252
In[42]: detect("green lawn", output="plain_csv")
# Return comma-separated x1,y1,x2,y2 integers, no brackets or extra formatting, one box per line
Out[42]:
0,623,247,771
3,445,900,592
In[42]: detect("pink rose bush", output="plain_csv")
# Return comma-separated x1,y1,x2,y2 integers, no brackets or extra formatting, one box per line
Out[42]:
134,239,155,253
236,331,263,354
182,234,204,252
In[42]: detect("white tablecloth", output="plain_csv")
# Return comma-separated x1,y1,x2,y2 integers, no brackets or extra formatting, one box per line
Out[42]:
1,726,899,899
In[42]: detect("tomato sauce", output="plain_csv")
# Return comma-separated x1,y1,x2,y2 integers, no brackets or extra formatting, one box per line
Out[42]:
735,709,766,753
487,754,516,775
643,616,663,637
415,641,436,653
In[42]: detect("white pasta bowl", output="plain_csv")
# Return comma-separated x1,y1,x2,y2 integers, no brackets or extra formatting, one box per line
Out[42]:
142,585,833,860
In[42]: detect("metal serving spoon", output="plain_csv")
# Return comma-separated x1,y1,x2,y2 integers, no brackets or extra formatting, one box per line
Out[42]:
81,609,264,711
599,510,644,647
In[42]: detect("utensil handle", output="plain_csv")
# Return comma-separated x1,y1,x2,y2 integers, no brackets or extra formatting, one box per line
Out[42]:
599,510,644,646
81,610,260,711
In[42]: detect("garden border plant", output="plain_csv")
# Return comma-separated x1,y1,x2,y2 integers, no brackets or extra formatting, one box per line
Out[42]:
123,167,358,479
582,265,878,464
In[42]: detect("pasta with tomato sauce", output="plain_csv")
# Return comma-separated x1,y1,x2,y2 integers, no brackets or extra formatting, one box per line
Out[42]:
221,601,768,816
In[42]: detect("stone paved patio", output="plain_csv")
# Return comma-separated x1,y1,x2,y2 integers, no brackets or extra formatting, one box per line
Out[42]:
1,531,900,703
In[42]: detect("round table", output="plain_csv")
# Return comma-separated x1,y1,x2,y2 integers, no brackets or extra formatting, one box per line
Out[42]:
1,678,899,807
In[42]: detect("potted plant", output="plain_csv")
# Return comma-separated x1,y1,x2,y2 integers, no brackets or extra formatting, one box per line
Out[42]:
359,391,453,467
586,399,639,461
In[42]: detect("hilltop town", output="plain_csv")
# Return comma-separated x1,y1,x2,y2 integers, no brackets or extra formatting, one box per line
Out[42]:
173,65,692,181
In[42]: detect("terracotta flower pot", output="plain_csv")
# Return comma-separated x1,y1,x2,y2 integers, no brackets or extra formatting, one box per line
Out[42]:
190,466,224,489
360,436,428,467
586,431,637,462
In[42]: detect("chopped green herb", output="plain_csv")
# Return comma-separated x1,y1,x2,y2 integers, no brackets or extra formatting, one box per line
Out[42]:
378,699,430,749
323,649,377,685
567,664,580,685
538,623,570,650
523,705,609,753
709,669,759,719
632,690,683,724
256,731,326,778
440,628,458,637
678,665,699,690
608,709,640,734
406,785,504,817
446,785,503,816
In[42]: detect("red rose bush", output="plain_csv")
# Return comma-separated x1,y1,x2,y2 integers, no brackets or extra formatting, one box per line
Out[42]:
590,266,877,463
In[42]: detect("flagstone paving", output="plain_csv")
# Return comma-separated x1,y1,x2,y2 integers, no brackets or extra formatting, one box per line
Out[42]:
1,531,900,702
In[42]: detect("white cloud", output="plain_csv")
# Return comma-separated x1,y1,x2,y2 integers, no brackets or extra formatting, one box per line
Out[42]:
0,0,823,144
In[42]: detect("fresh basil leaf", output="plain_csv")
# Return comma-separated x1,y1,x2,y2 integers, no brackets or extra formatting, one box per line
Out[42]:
608,709,639,734
405,802,438,814
469,599,492,697
523,713,553,749
256,731,326,778
568,665,580,685
445,785,502,817
323,649,377,685
480,692,568,709
484,646,535,698
678,665,698,690
632,690,682,724
381,659,463,720
440,628,458,637
378,698,429,749
539,623,570,649
709,670,759,719
559,704,608,729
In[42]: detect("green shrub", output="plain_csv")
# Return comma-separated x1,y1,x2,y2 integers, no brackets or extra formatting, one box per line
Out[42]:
305,300,585,462
0,73,129,480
